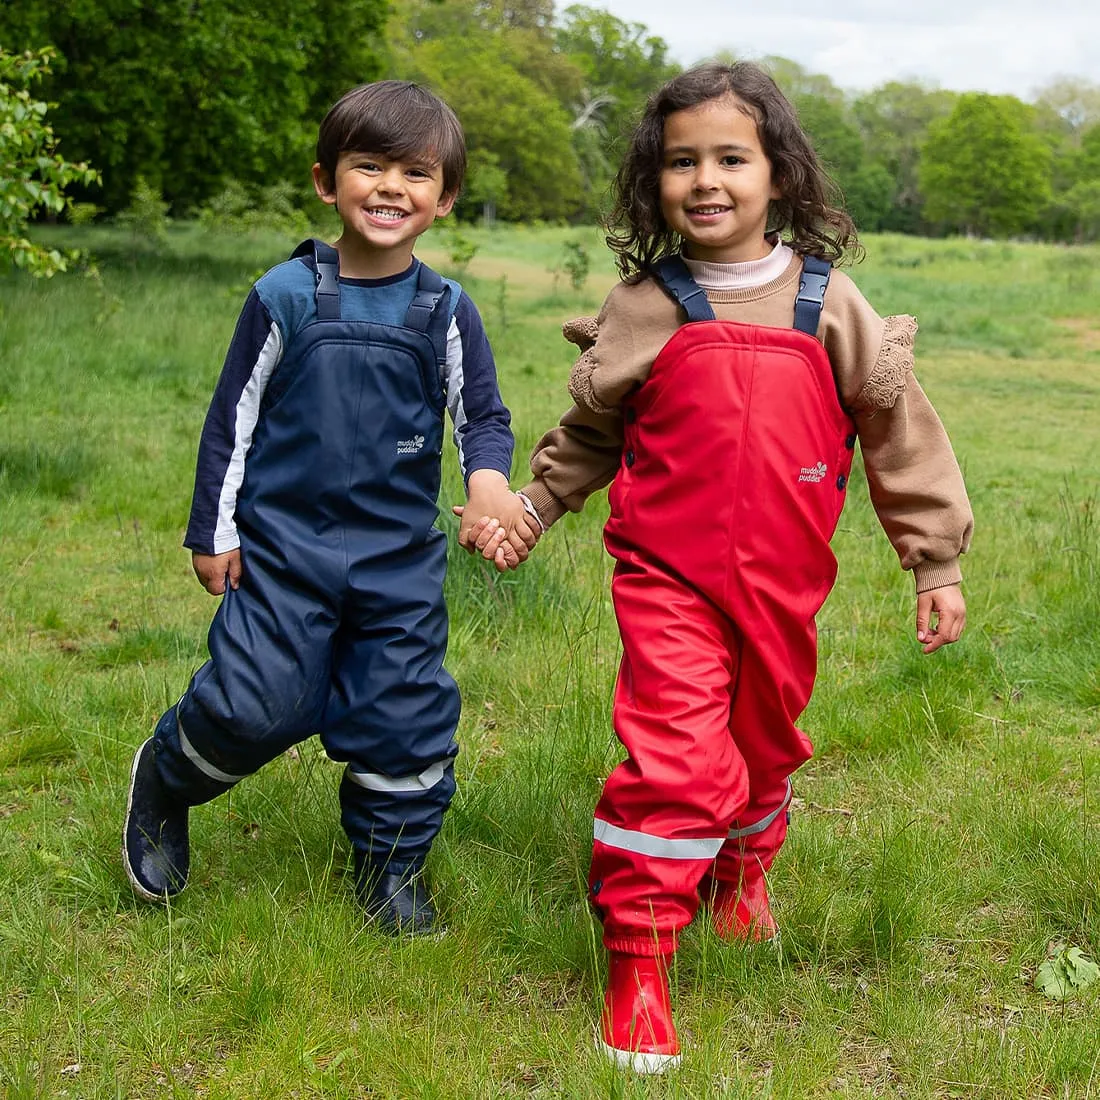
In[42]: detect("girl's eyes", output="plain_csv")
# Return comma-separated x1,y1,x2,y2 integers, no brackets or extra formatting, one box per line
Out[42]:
666,155,745,169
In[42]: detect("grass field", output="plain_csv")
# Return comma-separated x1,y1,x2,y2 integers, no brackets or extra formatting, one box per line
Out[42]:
1,223,1099,1098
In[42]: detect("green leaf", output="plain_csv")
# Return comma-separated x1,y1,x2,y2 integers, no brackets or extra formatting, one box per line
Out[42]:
1035,945,1100,1000
1065,947,1100,988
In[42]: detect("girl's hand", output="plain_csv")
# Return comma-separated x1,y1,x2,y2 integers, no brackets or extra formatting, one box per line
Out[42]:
452,506,539,572
916,584,966,654
192,549,242,595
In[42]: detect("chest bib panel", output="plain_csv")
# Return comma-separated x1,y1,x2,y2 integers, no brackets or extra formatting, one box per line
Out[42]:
605,320,855,621
236,319,445,557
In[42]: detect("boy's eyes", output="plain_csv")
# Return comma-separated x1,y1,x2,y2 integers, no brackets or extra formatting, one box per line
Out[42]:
348,158,436,179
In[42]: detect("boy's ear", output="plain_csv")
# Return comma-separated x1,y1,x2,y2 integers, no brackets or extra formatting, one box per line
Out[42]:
312,163,337,205
435,190,457,218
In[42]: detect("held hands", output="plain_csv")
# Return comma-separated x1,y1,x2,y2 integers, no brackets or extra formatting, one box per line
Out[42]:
915,583,966,654
192,549,241,595
454,470,541,572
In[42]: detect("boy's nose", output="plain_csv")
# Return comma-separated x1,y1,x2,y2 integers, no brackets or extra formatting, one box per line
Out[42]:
378,168,406,193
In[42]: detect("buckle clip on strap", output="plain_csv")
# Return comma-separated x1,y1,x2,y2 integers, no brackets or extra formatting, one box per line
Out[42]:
313,247,341,321
678,282,712,321
291,238,341,319
793,254,831,336
404,264,451,367
406,287,446,332
651,255,716,323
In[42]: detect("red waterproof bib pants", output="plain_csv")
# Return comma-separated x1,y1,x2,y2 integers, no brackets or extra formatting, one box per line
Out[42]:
592,319,856,955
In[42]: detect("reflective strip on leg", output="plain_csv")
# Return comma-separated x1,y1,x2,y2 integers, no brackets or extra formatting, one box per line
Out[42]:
593,819,725,861
726,778,793,840
178,715,247,785
345,756,456,794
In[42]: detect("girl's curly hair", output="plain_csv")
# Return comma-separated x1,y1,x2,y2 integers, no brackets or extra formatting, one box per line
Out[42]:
606,61,861,280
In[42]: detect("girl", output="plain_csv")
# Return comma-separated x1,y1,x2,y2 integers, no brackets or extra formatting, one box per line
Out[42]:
480,61,972,1072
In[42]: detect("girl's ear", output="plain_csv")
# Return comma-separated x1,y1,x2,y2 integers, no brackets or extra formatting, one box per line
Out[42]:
767,159,785,204
312,163,337,205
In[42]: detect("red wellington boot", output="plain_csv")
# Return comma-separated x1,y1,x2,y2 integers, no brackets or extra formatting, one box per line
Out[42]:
598,951,681,1074
707,868,779,943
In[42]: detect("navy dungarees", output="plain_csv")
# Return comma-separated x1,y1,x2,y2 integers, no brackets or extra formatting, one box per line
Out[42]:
153,241,461,872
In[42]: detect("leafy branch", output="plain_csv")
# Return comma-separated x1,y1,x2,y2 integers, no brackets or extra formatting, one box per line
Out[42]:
0,46,100,277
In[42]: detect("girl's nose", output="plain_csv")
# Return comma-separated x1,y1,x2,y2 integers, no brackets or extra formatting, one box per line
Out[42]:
692,161,718,190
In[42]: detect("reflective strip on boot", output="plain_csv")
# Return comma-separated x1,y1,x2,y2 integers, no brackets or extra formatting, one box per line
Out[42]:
726,778,793,840
593,819,724,861
178,715,247,786
345,756,455,794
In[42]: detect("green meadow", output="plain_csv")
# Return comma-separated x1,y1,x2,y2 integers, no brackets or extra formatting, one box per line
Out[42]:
1,224,1098,1098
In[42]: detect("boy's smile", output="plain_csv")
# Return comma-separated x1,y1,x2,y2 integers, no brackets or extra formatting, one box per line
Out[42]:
313,151,455,278
659,95,780,265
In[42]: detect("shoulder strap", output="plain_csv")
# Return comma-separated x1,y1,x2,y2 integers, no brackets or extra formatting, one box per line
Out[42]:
793,254,831,336
403,262,453,367
650,255,715,323
291,238,341,320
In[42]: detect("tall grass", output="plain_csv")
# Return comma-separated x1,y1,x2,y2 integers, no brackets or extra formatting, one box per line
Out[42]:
1,224,1098,1097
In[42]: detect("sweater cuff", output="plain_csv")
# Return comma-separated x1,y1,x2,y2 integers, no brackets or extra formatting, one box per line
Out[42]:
518,480,568,529
912,558,962,593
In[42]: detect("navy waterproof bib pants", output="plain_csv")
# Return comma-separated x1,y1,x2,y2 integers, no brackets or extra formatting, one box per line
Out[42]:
151,241,461,873
590,257,857,955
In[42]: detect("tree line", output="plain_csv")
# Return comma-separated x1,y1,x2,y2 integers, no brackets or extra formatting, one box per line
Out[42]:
2,0,1100,242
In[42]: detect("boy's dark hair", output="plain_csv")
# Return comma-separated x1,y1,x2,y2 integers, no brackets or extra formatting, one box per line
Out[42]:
606,61,860,279
316,80,466,196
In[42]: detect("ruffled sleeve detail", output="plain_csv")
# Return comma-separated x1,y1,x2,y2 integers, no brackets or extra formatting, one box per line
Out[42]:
563,315,618,415
852,314,918,412
563,315,599,350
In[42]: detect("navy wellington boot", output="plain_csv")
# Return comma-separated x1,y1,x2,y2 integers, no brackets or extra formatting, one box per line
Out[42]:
353,853,439,937
122,738,190,901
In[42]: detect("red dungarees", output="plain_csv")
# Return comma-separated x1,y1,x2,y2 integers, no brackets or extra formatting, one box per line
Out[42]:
591,314,856,956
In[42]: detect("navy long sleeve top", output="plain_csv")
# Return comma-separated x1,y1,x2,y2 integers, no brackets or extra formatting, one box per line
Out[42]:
183,254,514,555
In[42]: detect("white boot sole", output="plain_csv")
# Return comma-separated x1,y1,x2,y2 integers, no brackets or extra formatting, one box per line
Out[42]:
122,738,181,903
598,1038,681,1074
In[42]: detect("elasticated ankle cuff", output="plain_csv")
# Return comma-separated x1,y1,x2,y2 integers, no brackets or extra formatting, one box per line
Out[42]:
603,934,677,957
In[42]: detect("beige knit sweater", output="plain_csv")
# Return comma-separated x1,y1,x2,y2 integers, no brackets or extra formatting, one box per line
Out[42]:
521,253,973,593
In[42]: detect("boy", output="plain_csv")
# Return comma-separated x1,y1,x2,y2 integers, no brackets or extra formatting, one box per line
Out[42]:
123,80,539,935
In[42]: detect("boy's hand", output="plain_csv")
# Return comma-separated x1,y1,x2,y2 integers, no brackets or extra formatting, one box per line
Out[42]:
192,549,242,595
915,584,966,654
455,471,540,572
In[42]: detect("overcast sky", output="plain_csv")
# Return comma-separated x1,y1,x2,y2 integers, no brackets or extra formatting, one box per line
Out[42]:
565,0,1100,100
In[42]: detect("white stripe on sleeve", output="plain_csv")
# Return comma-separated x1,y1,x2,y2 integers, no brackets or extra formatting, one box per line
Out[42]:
443,316,469,480
212,323,283,553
